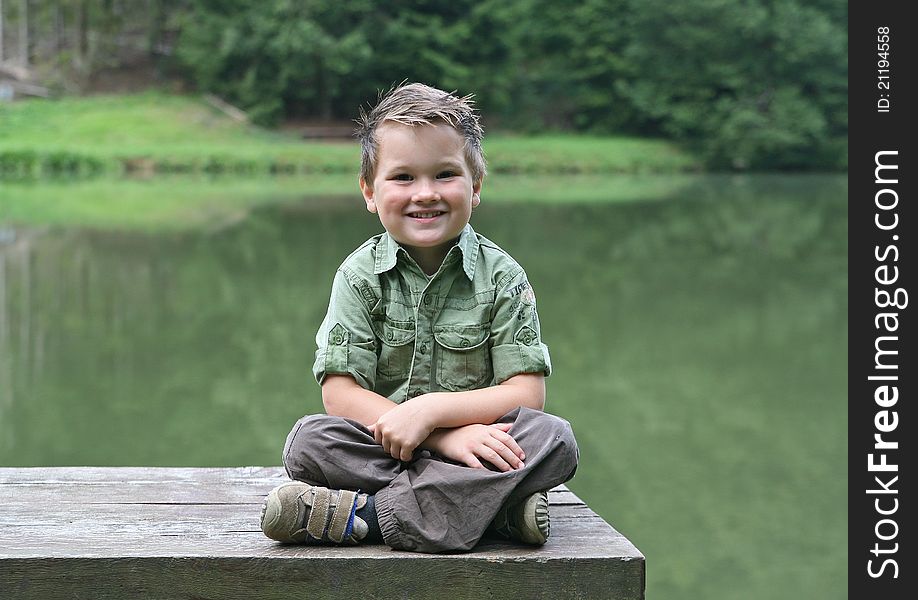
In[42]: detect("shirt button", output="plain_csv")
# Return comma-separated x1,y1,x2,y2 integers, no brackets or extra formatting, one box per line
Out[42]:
460,338,470,348
419,343,428,353
332,335,343,345
423,296,431,306
386,331,394,341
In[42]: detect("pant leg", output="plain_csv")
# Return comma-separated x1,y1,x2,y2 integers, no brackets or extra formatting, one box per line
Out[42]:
281,408,579,553
375,407,579,553
282,413,403,492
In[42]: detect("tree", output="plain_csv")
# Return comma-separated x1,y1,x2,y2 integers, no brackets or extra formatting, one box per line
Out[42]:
174,0,374,124
619,0,847,169
9,0,847,169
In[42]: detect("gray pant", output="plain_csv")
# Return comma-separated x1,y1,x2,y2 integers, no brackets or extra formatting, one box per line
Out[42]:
282,407,579,552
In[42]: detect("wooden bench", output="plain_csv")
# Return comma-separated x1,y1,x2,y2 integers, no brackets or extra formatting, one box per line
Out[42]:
0,467,644,599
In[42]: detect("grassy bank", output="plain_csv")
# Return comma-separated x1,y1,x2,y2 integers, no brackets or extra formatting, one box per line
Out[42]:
0,174,711,231
0,92,699,179
1,92,704,230
1,172,846,231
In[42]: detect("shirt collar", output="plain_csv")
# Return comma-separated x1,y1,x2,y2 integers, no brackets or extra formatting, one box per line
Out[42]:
373,224,480,280
374,231,401,275
455,223,480,280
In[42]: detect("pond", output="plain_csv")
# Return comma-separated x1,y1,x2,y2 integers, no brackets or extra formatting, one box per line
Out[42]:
0,174,847,599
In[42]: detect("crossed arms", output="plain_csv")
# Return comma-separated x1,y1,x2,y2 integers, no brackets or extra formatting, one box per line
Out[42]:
322,373,545,472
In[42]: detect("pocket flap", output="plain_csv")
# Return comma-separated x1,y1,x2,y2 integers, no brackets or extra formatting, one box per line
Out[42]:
376,319,416,347
433,325,488,351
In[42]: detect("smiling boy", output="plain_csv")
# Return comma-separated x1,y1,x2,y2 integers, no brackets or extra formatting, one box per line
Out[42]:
260,83,579,552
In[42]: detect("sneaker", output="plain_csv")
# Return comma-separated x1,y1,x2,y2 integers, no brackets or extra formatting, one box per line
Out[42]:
489,490,550,545
261,482,369,544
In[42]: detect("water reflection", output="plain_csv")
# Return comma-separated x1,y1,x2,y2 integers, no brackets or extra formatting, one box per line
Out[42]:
0,174,847,464
0,174,847,599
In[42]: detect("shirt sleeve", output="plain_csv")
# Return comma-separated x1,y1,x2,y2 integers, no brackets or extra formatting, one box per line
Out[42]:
313,269,378,391
489,268,552,384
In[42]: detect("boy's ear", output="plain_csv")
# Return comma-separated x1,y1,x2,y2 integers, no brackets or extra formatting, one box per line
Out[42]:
471,178,482,208
359,177,378,213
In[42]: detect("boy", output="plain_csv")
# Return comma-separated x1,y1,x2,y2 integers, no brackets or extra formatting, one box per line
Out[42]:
261,83,578,553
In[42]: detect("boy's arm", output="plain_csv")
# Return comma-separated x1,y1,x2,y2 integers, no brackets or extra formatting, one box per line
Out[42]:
323,372,542,431
323,372,539,470
313,268,380,400
369,373,544,462
322,374,399,426
372,267,550,463
322,264,549,469
406,372,545,427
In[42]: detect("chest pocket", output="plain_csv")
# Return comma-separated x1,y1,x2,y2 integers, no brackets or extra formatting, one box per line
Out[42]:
374,318,416,379
433,324,491,391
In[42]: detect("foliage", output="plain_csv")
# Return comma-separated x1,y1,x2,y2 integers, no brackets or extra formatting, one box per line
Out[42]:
464,0,639,133
0,93,697,181
619,0,848,169
169,0,642,133
2,0,847,169
167,0,846,169
172,0,375,124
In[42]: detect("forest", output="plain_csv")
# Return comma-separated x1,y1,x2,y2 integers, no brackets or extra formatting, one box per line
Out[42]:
0,0,847,170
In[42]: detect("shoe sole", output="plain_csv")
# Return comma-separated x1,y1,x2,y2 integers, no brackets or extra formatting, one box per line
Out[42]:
261,482,311,541
261,485,280,534
518,491,550,545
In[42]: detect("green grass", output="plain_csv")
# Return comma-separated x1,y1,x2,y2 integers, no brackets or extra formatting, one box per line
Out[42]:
0,176,351,230
1,92,702,229
0,93,359,177
486,134,696,174
0,92,700,178
0,174,707,231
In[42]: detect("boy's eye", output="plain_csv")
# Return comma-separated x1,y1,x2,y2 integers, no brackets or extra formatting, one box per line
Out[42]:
393,174,413,181
437,171,457,179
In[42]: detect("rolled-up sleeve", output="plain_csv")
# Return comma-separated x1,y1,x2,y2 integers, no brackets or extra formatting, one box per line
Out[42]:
313,269,378,390
489,268,552,384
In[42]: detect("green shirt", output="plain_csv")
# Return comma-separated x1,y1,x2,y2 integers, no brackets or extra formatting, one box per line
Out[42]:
313,224,551,403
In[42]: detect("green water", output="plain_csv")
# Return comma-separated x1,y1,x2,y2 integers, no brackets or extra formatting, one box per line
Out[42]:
0,174,847,598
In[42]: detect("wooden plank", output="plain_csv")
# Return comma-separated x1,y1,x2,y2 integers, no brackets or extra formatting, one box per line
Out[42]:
0,484,583,508
0,467,644,599
2,556,645,600
0,504,618,557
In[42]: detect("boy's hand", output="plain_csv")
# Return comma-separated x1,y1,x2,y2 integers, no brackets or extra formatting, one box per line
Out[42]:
428,423,526,472
368,398,436,461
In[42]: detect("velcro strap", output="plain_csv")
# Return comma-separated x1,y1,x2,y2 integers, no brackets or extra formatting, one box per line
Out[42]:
327,490,358,543
305,487,331,540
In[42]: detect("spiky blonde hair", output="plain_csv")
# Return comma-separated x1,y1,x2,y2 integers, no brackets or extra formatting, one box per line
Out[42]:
356,82,486,186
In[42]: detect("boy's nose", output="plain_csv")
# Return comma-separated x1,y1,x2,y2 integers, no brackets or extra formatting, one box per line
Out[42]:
411,186,441,203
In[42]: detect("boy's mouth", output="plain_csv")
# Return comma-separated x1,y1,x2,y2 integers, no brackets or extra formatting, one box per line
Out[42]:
407,211,445,219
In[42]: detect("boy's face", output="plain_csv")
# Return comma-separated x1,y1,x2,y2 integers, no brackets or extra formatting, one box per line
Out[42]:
360,121,481,267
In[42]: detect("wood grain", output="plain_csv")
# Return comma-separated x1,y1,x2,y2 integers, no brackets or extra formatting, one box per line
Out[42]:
0,467,644,599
